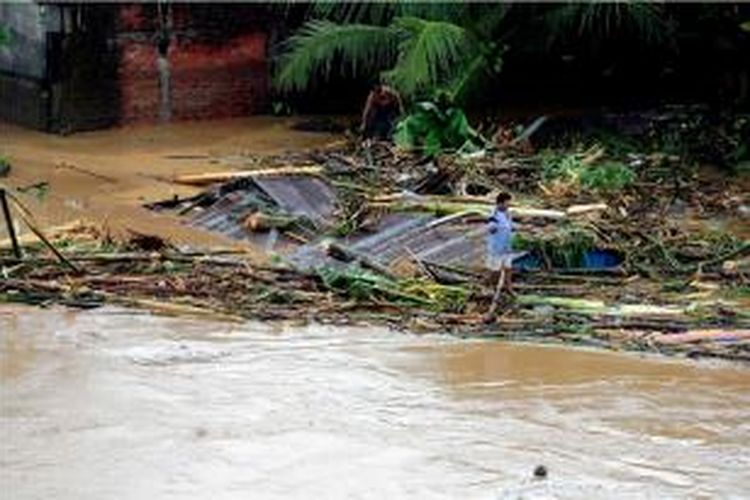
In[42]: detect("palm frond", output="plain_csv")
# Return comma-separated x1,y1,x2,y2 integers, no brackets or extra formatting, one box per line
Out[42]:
274,20,398,92
385,16,470,98
545,2,668,45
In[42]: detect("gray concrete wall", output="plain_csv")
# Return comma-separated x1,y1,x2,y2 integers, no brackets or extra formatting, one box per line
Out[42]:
0,1,55,129
0,1,50,79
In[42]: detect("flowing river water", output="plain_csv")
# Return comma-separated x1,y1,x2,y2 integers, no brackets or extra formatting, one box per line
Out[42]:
1,306,749,499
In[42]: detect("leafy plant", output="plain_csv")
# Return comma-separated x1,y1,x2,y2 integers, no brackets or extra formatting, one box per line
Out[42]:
540,151,585,183
275,20,399,93
316,264,469,312
401,278,469,313
317,265,430,305
393,100,474,155
579,161,636,192
539,150,635,193
513,226,597,268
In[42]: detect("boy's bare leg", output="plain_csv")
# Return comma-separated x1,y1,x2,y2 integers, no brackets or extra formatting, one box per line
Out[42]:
486,268,506,318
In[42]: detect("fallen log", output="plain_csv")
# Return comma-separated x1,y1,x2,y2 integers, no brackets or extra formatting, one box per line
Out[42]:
369,193,607,220
565,203,608,216
650,329,750,345
173,166,324,186
369,199,578,220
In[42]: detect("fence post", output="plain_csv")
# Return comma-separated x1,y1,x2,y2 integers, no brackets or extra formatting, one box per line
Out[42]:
0,188,22,259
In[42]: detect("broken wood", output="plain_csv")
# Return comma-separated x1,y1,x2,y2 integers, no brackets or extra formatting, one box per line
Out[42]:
326,242,397,279
3,191,80,273
174,166,324,186
0,188,21,259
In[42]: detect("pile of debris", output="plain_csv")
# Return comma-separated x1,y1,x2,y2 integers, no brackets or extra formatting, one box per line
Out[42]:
153,136,748,278
2,129,749,362
1,220,748,362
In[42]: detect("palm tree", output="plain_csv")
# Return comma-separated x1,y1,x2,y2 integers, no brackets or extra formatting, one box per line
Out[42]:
273,2,671,104
274,3,509,103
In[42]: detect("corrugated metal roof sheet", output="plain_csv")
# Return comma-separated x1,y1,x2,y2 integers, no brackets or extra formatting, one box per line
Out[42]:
164,175,491,270
349,214,486,269
287,212,488,272
179,175,337,251
253,176,337,225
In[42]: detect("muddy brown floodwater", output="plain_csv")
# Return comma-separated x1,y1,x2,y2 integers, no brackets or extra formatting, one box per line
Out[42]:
1,306,749,499
0,118,338,254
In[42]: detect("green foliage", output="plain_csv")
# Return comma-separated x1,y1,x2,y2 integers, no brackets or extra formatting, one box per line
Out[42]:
317,265,430,305
316,265,469,312
579,161,636,193
540,151,585,183
275,21,398,92
401,278,469,313
274,4,507,101
383,17,469,97
539,150,635,193
544,2,668,46
725,286,750,299
393,100,473,155
274,3,688,104
513,226,597,268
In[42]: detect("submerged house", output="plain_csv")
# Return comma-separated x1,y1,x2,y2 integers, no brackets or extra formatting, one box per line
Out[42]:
0,2,271,132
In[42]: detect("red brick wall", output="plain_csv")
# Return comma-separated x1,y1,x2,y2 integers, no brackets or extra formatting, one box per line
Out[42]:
117,4,268,124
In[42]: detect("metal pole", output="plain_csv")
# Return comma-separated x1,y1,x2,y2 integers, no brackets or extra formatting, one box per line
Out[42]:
0,188,22,259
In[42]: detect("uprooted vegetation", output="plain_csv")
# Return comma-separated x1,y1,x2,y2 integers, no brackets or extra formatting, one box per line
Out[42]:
1,105,749,362
1,220,748,362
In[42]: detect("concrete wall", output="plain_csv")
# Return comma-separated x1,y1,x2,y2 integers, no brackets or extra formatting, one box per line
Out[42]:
0,1,56,129
0,1,49,78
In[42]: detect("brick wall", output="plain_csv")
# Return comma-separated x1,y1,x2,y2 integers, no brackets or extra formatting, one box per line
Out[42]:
117,4,268,125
